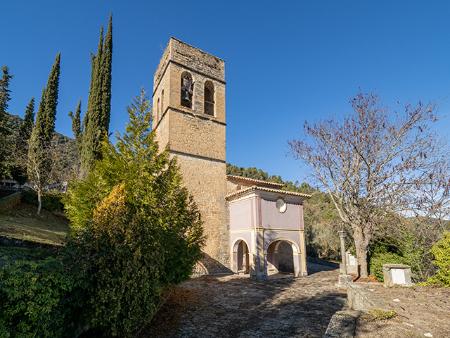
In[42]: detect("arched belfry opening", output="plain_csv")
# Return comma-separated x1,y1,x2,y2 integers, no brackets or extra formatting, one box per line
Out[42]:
181,71,193,108
204,81,215,116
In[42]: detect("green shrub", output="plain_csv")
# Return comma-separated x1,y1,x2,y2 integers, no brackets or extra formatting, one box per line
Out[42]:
0,257,74,337
426,231,450,287
22,189,64,213
64,91,204,336
369,251,407,282
366,309,397,321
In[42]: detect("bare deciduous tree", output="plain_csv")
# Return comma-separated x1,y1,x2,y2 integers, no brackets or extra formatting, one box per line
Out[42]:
27,136,77,214
290,93,449,277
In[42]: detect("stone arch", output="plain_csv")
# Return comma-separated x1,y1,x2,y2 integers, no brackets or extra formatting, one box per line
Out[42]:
180,71,194,108
231,238,250,273
266,238,301,277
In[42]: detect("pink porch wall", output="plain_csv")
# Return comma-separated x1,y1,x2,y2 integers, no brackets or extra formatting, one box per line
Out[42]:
229,196,256,231
260,199,304,231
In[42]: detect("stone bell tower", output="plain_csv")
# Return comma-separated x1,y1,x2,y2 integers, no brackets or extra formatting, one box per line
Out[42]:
152,38,229,269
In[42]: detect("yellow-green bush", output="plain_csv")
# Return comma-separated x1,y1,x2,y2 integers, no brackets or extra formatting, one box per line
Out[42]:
426,231,450,287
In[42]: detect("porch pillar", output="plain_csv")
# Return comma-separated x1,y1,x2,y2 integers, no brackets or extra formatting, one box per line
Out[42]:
232,249,239,273
299,229,308,276
293,252,301,277
254,228,267,280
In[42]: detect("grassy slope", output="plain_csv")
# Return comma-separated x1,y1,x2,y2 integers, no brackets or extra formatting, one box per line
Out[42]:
0,203,69,246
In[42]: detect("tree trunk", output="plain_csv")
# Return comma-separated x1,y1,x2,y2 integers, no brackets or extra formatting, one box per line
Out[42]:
355,242,369,278
37,189,42,215
353,227,369,278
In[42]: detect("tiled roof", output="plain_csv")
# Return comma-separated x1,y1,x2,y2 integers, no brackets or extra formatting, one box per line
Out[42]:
226,175,284,188
226,185,311,201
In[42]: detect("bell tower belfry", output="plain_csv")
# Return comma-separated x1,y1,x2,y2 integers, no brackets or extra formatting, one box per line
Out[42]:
152,38,229,269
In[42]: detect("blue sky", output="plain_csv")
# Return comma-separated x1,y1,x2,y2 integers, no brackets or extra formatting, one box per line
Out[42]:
2,1,450,183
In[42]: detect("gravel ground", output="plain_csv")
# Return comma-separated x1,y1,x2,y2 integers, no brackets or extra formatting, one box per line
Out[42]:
355,284,450,338
143,263,346,338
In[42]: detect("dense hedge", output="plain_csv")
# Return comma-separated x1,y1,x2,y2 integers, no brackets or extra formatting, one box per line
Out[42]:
0,257,75,337
369,251,407,282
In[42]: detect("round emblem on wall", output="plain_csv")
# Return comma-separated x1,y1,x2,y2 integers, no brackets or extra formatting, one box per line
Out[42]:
276,198,287,213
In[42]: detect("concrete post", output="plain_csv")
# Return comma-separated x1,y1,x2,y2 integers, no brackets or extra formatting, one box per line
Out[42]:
338,230,347,274
337,230,353,286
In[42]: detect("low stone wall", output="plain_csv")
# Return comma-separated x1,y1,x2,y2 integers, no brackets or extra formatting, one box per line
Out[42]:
324,310,360,338
347,283,388,311
0,191,22,213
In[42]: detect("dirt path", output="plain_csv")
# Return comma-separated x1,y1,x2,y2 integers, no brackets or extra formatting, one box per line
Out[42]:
143,263,346,338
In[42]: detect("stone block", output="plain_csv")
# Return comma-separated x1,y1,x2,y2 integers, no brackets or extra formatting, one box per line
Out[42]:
382,264,413,287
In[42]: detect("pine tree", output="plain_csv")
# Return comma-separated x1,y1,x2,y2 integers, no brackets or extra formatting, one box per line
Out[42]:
0,66,13,177
0,66,12,115
65,90,203,335
28,54,61,214
80,16,113,176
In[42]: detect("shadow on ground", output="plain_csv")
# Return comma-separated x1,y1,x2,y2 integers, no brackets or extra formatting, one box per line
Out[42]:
142,265,345,338
307,258,339,275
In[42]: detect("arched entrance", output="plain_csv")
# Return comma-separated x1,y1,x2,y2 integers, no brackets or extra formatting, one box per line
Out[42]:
266,240,299,276
232,239,250,273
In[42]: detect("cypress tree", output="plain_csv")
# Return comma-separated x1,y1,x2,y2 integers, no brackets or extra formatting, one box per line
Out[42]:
100,15,113,131
69,100,82,152
20,98,35,142
80,16,113,175
42,53,61,142
28,53,61,214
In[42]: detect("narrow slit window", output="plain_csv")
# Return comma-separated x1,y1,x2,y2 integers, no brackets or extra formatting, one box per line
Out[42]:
204,81,215,116
156,97,160,121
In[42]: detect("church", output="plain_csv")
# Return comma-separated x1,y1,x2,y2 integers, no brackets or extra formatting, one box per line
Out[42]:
152,38,310,280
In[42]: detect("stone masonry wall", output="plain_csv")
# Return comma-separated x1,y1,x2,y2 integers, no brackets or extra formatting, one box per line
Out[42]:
174,153,229,268
168,111,225,160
